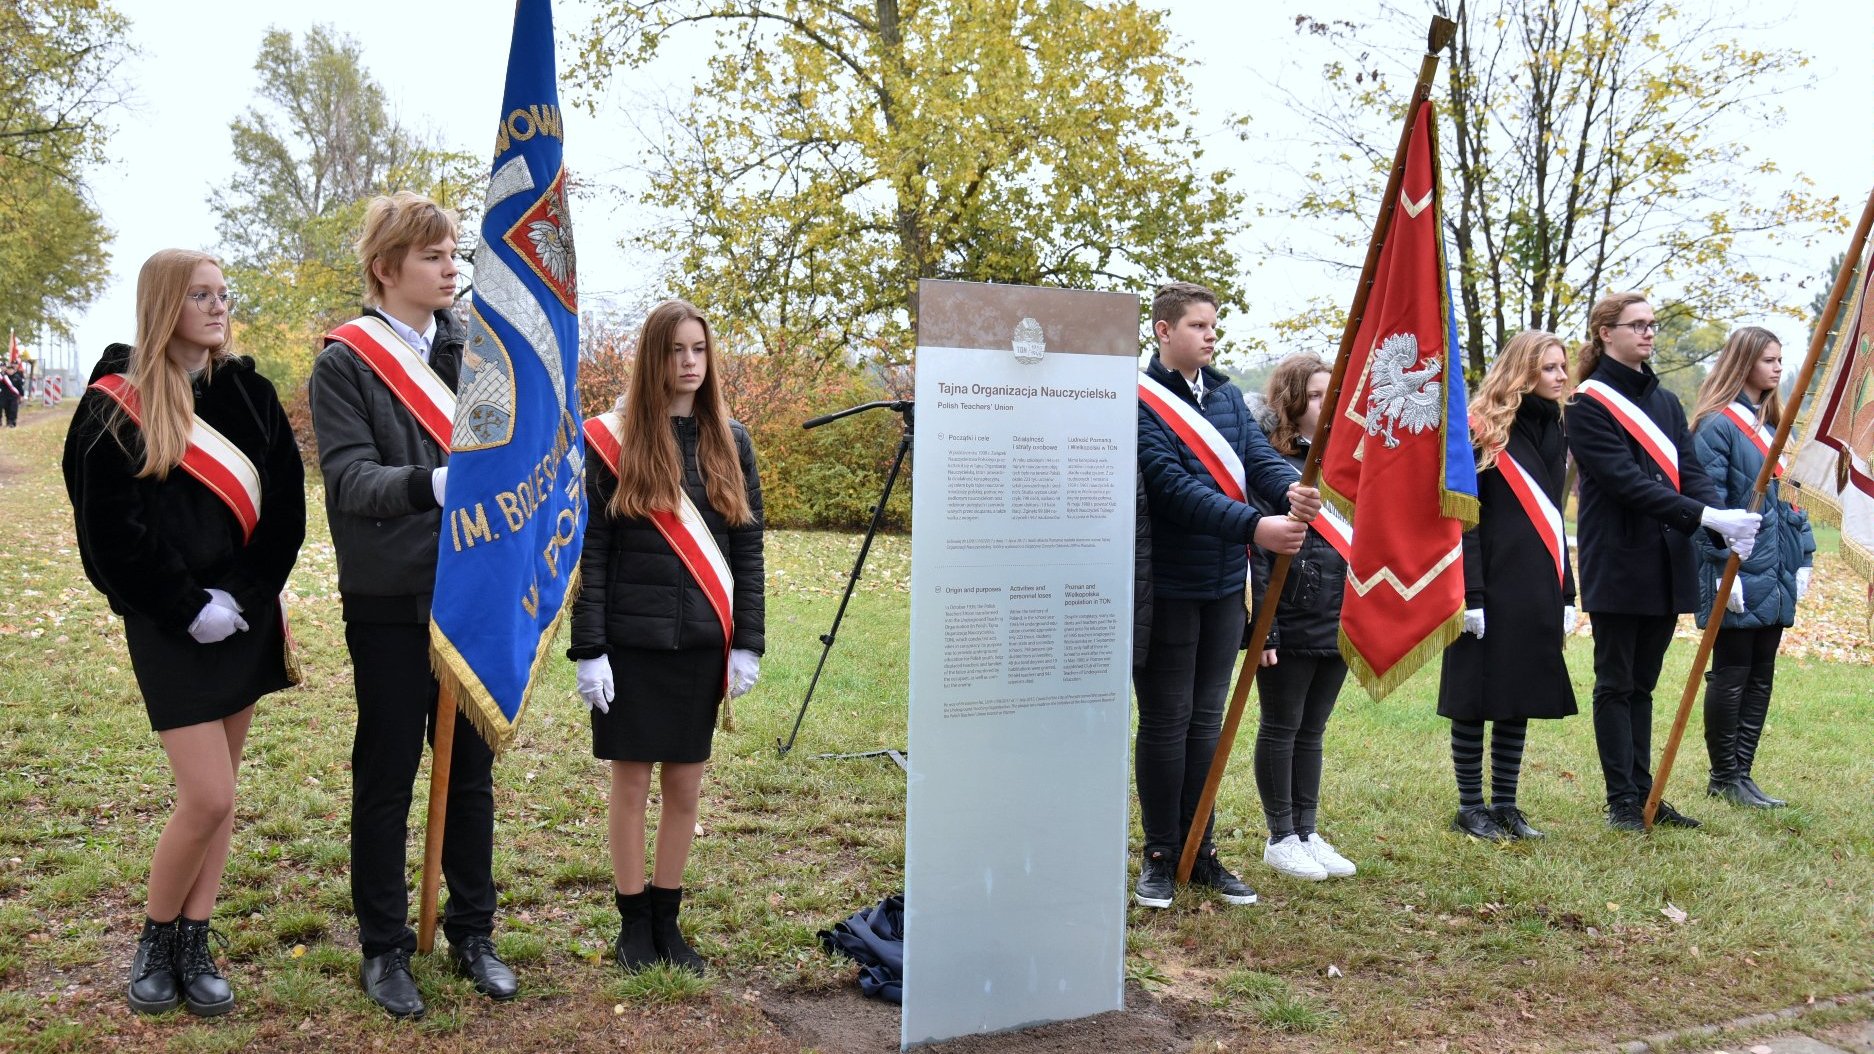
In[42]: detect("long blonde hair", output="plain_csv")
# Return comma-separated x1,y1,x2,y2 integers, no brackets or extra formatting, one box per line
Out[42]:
1470,330,1566,472
608,300,753,525
1574,291,1648,385
116,249,234,479
1692,326,1782,429
1263,353,1329,457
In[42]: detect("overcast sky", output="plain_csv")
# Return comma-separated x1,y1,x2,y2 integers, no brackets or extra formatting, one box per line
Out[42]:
47,0,1874,375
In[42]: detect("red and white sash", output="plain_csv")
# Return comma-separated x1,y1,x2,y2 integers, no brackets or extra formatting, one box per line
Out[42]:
0,373,18,398
1139,374,1260,595
1577,379,1679,491
1311,503,1354,562
326,317,455,449
584,412,735,690
1495,450,1566,587
1721,403,1783,478
90,373,261,542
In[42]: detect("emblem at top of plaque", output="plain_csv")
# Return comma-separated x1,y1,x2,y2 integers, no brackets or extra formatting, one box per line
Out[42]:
1012,317,1046,364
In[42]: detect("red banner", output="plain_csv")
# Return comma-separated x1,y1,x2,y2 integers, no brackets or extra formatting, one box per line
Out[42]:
1317,99,1478,698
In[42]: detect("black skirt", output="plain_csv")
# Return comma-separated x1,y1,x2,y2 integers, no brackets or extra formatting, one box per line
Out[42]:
124,598,292,732
590,646,724,763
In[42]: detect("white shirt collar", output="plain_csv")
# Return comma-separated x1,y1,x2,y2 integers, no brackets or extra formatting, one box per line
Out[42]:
380,311,437,363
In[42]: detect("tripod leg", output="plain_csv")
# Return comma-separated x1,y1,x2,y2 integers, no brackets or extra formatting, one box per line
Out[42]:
778,426,913,755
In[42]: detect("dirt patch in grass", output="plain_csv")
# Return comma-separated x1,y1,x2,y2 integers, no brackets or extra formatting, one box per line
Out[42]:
762,986,1201,1054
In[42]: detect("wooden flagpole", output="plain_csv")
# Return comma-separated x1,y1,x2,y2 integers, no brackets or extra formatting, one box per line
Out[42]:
417,684,459,953
1644,184,1874,830
1177,15,1459,883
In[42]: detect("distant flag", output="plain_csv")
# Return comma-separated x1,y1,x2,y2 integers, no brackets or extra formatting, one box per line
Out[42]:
428,0,585,751
1789,235,1874,619
1318,99,1478,698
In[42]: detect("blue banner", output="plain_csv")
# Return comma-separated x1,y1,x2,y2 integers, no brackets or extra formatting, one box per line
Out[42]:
430,0,584,751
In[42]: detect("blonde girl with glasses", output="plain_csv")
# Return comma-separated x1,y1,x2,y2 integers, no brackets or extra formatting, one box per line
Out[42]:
62,249,305,1016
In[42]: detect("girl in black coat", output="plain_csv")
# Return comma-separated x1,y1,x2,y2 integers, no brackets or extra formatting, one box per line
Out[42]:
1438,330,1576,840
62,250,305,1016
569,300,764,975
1251,355,1357,881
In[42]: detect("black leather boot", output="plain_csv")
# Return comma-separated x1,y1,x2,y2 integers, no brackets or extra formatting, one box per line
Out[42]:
127,917,181,1014
1735,663,1786,807
613,889,658,971
647,885,706,975
1702,665,1752,805
176,918,234,1016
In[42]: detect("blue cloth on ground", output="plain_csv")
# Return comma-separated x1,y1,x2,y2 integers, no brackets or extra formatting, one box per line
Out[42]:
818,894,904,1003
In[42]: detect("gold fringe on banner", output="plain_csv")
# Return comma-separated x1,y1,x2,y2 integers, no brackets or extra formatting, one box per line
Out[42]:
429,567,581,755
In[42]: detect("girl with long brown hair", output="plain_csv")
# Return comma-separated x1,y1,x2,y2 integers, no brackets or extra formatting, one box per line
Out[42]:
1251,354,1356,881
1437,331,1577,840
62,249,304,1015
569,299,764,974
1688,326,1814,808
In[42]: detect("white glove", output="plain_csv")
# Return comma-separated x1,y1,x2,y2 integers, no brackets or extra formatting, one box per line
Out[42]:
430,466,448,506
1796,567,1811,601
576,656,614,713
728,649,761,699
1701,506,1761,557
1462,608,1485,638
1562,606,1577,636
188,590,249,644
1725,578,1746,614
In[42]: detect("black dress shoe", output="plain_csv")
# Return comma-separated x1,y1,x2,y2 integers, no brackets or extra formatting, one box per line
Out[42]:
360,948,426,1019
1738,776,1786,807
1607,798,1645,832
1650,799,1703,829
451,935,518,1000
127,918,181,1014
176,918,234,1017
1451,805,1510,841
1488,804,1544,839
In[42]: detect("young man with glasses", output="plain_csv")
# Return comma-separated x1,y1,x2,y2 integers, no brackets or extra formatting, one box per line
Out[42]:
1565,293,1760,832
309,192,516,1017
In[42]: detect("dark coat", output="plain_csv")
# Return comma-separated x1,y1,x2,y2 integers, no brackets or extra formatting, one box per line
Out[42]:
307,308,463,622
1438,397,1577,721
62,344,305,630
1565,356,1721,615
1137,356,1298,601
1248,437,1346,656
1690,397,1816,630
570,416,765,657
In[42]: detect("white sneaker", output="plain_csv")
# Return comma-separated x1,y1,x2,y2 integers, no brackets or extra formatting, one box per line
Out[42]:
1262,834,1328,881
1302,833,1357,877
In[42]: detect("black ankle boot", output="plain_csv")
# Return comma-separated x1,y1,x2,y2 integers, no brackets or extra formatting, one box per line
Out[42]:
1736,664,1786,807
1701,665,1748,794
613,889,657,971
127,917,181,1014
176,918,234,1016
647,885,706,975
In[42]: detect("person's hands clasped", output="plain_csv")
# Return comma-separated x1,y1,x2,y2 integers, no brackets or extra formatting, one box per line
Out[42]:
188,588,249,644
1253,514,1308,555
728,649,761,699
576,656,614,714
1285,482,1322,523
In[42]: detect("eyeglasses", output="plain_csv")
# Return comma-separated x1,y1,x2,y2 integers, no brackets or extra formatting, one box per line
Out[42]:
186,291,238,311
1610,320,1659,336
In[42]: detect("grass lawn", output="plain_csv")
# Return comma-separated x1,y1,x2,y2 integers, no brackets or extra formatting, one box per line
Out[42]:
2,404,1871,1053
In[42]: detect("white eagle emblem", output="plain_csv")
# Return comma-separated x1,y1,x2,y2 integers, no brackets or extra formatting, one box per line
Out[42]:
1364,333,1443,448
526,202,575,287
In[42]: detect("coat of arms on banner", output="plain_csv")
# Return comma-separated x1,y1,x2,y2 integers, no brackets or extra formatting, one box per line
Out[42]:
1364,333,1444,449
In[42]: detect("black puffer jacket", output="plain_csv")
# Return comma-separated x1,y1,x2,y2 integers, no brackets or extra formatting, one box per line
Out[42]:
1137,356,1298,601
63,344,305,629
569,416,765,657
307,308,463,622
1249,432,1346,656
